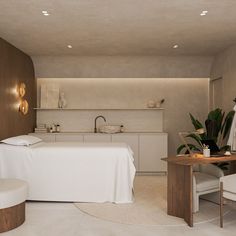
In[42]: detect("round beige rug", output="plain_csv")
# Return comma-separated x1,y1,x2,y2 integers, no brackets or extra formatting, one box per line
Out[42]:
74,176,229,226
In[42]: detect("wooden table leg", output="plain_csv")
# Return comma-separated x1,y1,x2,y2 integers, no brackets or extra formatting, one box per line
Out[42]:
167,163,193,227
229,160,236,174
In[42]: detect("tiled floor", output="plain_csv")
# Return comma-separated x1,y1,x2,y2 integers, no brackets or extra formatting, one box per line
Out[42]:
2,202,236,236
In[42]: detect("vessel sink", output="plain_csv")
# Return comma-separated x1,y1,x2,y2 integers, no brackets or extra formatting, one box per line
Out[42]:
99,125,121,134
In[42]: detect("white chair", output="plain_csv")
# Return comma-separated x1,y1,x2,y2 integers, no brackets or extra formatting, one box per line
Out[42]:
193,164,224,213
220,174,236,227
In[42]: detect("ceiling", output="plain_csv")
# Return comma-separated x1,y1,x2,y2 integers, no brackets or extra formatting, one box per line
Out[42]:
1,0,236,56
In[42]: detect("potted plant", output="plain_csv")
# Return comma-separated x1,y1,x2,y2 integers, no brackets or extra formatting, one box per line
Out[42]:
177,108,235,169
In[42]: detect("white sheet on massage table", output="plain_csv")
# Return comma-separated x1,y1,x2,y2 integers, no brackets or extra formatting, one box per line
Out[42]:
0,142,136,203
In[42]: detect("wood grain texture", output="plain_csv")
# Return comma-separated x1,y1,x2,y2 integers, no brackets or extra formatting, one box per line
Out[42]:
167,163,193,226
162,155,236,165
229,160,236,174
0,38,36,140
220,182,223,228
163,156,236,227
0,202,25,233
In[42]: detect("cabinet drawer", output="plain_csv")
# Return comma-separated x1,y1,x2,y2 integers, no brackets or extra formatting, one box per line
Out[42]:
83,134,111,142
55,134,83,142
139,134,167,172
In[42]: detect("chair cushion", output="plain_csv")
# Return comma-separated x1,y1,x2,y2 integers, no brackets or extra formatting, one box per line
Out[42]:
193,164,200,172
194,172,219,192
0,179,28,209
223,190,236,201
220,174,236,193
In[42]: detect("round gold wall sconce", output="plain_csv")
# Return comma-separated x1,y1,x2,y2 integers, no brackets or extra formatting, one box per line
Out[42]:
19,99,29,115
19,83,26,97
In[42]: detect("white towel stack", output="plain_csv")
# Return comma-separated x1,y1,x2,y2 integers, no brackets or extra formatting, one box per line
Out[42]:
35,124,47,133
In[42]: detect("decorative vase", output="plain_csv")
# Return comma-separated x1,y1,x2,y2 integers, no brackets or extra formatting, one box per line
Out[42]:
147,100,156,108
58,92,67,108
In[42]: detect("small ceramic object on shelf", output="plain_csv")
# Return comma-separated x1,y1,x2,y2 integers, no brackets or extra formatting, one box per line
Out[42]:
120,125,125,133
58,92,67,108
56,124,60,133
147,100,156,108
156,99,165,108
50,124,57,133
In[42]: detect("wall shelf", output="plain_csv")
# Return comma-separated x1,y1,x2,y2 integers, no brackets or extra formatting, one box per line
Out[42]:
34,108,164,111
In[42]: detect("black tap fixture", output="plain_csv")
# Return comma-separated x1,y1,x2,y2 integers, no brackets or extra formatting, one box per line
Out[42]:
94,115,106,133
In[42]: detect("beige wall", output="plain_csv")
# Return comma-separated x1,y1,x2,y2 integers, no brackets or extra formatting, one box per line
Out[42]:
36,78,209,155
33,56,213,78
210,44,236,112
33,55,211,155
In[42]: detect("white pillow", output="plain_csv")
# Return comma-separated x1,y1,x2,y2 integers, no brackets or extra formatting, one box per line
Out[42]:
1,135,42,146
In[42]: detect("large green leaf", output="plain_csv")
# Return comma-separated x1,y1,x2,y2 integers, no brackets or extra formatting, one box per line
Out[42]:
205,108,225,143
219,145,231,151
186,133,202,146
177,144,187,154
221,110,235,139
208,108,224,131
177,108,235,164
205,119,218,142
177,143,201,154
189,113,207,139
189,113,204,130
208,108,222,121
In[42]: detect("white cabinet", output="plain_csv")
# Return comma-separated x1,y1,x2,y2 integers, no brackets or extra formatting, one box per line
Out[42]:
55,134,83,142
29,133,56,142
112,134,139,170
83,134,112,142
139,134,167,172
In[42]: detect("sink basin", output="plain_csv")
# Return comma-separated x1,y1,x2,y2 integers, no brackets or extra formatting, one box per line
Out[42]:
99,125,121,134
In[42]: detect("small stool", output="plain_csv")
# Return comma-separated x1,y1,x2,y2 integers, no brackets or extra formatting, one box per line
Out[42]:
0,179,28,233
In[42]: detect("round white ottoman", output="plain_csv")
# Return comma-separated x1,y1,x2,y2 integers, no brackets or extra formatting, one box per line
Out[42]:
0,179,28,233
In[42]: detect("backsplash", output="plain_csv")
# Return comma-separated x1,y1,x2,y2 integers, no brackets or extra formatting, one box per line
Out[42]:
36,78,209,155
36,109,163,132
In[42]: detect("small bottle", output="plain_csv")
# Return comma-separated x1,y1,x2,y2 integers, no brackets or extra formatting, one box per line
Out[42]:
120,125,125,133
56,124,60,133
51,124,56,133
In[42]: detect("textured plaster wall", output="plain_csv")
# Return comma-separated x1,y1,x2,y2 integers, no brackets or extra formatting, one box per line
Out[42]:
210,44,236,112
33,56,212,78
36,78,209,155
33,55,211,155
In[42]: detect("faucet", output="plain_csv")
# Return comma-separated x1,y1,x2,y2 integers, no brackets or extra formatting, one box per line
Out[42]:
94,115,106,133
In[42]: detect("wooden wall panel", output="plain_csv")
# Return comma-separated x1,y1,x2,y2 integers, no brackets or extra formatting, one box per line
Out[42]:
0,38,36,140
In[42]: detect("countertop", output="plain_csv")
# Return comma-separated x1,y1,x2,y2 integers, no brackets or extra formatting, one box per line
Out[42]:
31,131,167,135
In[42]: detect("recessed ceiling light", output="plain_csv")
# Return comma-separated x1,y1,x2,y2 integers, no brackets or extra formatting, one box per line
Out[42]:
200,10,208,16
42,10,50,16
173,44,179,49
67,45,72,49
